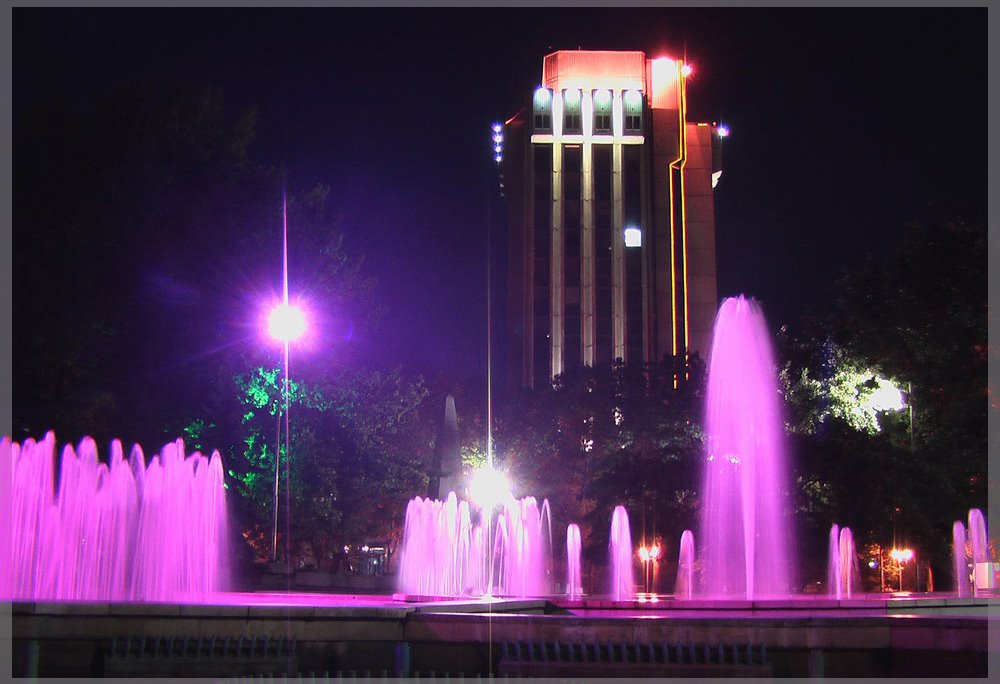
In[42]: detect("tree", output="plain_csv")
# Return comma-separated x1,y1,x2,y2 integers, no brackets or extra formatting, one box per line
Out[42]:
496,357,706,578
14,84,435,574
14,85,272,448
777,218,987,586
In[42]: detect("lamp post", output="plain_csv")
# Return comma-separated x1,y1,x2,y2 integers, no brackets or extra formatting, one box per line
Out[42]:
267,191,307,564
890,548,914,592
637,542,662,594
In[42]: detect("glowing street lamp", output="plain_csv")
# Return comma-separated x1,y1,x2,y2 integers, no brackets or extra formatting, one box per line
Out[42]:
468,465,511,513
267,303,306,343
266,190,308,564
637,542,662,593
890,548,914,592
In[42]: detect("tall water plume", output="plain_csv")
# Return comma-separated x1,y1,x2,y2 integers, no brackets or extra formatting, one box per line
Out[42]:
827,524,858,600
953,520,968,597
968,508,988,565
609,505,634,601
566,523,582,598
698,296,795,598
674,530,696,599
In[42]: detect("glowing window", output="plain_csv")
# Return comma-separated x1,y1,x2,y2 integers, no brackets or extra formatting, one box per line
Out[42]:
623,90,643,132
563,89,582,134
533,87,552,132
624,226,642,248
592,89,612,133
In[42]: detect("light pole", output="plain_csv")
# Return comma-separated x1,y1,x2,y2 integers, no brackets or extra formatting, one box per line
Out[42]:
267,191,307,564
890,548,914,592
638,542,662,594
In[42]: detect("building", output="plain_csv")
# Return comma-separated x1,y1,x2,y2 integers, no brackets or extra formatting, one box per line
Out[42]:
503,50,722,389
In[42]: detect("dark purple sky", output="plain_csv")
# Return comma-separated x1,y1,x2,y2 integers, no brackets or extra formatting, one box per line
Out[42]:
15,7,987,382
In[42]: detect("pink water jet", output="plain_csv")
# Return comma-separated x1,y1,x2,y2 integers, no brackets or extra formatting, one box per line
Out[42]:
827,524,858,599
968,508,988,565
674,529,695,599
609,505,634,601
698,296,796,599
396,493,552,597
952,520,969,597
566,523,582,598
6,432,229,603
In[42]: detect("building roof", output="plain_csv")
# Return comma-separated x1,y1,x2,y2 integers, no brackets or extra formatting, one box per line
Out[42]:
542,50,647,92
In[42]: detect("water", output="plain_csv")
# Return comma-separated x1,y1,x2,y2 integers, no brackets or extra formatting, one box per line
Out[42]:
953,520,968,597
967,508,988,596
968,508,988,564
396,493,552,597
7,432,228,603
698,296,795,599
609,505,634,601
566,523,582,598
827,525,858,600
674,530,695,599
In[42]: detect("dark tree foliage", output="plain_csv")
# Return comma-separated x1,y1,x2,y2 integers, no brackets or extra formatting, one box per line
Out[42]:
14,85,432,572
496,357,706,569
778,218,987,586
14,85,272,448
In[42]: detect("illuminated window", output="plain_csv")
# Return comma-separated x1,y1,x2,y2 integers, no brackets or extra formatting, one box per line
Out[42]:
592,89,612,133
624,226,642,248
563,89,582,134
533,87,552,132
623,90,643,132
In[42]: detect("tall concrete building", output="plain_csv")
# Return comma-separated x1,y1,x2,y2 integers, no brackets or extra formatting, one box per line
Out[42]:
504,50,722,389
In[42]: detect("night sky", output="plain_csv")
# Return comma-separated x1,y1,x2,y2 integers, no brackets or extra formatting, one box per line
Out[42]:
15,7,987,384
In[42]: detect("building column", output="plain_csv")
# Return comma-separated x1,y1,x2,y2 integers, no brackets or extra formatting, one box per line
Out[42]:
550,142,564,379
639,142,653,364
581,140,596,366
611,141,626,363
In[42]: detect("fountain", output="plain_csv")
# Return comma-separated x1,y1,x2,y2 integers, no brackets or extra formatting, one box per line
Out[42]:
5,292,994,677
674,529,696,599
698,296,795,599
953,508,990,596
395,491,552,598
609,505,634,601
566,523,582,598
7,432,228,603
953,520,969,597
827,524,858,600
968,508,988,566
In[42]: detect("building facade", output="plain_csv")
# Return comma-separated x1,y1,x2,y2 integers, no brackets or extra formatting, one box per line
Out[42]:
504,50,721,388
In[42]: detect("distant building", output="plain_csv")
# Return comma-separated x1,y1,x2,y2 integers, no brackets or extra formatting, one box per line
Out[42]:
503,50,722,388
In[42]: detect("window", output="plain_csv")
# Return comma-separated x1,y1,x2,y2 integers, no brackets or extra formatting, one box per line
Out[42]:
563,88,582,134
623,90,643,132
592,89,612,134
533,87,552,132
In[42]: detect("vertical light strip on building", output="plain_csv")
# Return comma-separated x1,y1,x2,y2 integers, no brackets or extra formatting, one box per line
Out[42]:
611,138,626,363
581,89,596,366
549,91,565,379
551,139,564,380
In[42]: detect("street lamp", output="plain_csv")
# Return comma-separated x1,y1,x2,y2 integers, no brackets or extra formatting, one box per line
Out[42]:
890,548,914,592
637,541,662,594
266,190,308,564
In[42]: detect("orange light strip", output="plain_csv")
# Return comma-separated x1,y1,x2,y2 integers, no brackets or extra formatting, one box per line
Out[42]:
669,165,678,359
668,60,690,363
667,61,685,360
